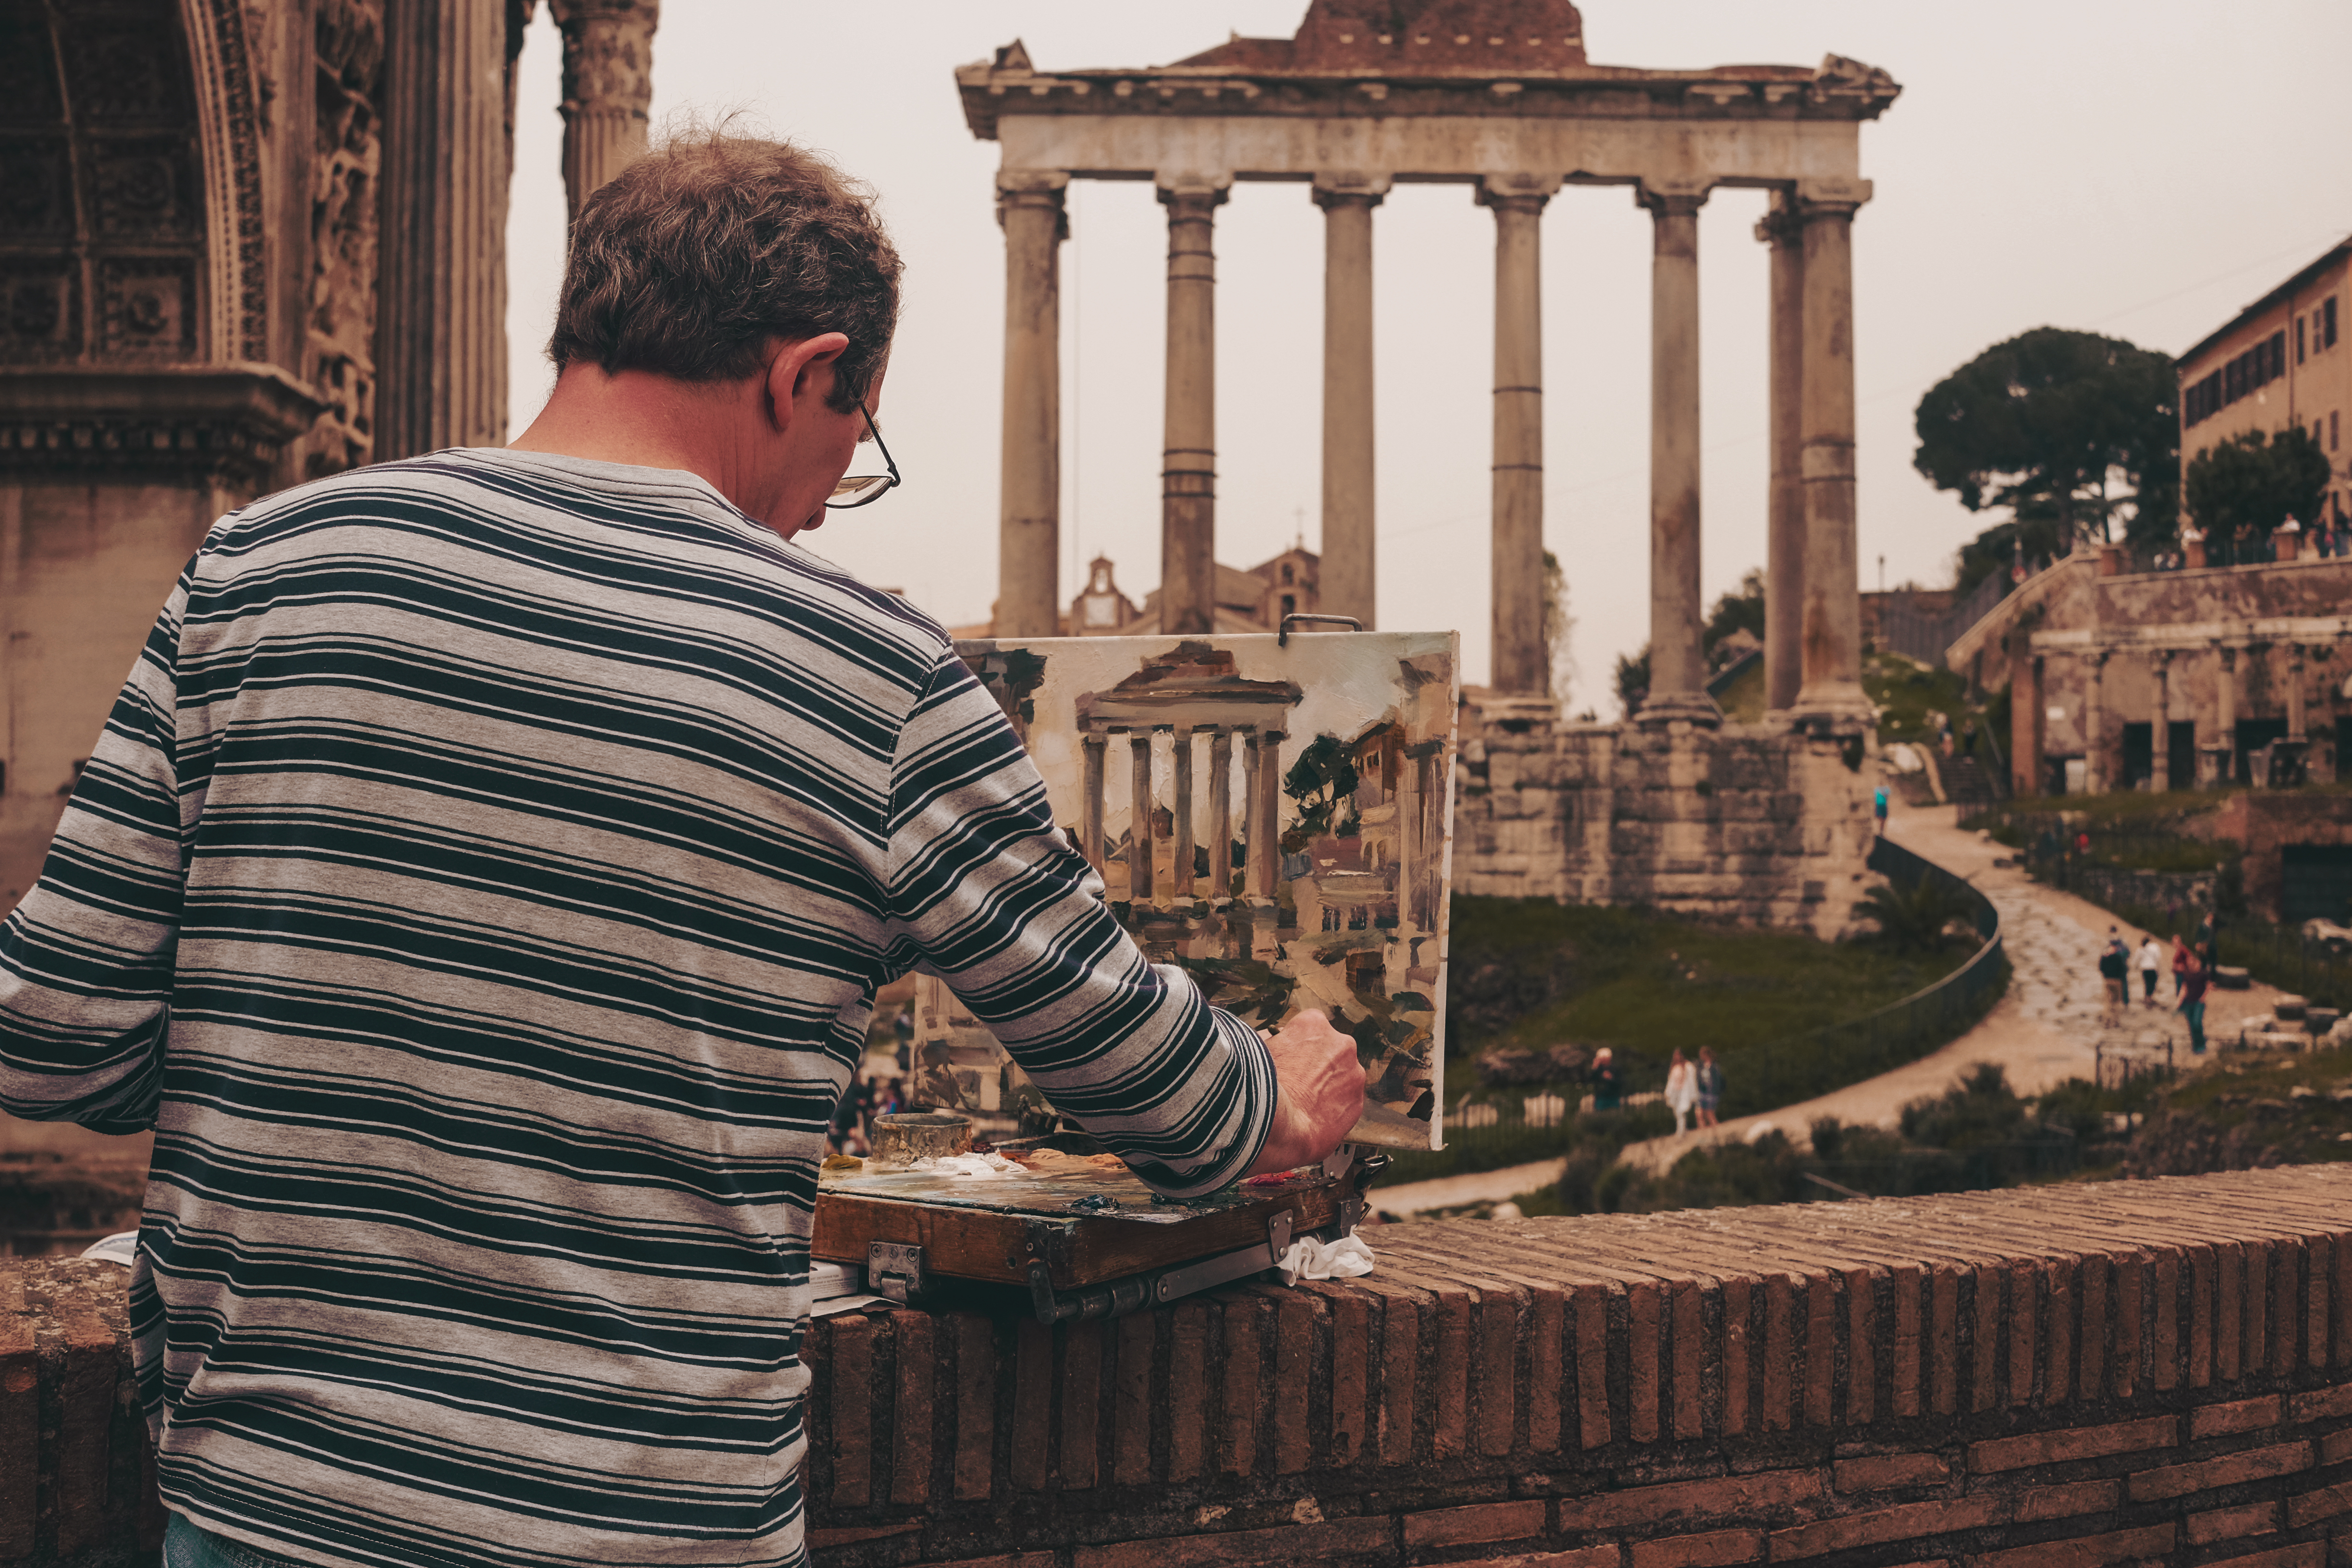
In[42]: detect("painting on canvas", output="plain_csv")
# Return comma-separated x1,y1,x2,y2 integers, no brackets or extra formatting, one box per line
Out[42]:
910,632,1459,1152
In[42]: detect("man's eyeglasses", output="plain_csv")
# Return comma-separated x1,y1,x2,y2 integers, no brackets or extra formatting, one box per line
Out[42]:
825,400,901,509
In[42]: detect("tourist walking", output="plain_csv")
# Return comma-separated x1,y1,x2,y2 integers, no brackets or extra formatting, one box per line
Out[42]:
2171,934,2198,1002
1695,1047,1724,1128
2136,933,2164,1008
1873,784,1889,835
2097,929,2131,1025
2179,956,2212,1054
1591,1048,1623,1112
1665,1049,1697,1135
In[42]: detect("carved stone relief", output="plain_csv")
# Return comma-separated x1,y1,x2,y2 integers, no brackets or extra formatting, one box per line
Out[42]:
303,0,384,477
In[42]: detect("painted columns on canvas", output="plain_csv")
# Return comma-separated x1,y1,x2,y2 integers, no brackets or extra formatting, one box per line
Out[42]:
1161,180,1229,636
1482,176,1559,697
549,0,658,220
1788,181,1874,730
1760,195,1806,713
1639,183,1718,726
1316,176,1386,630
997,172,1068,638
379,0,514,457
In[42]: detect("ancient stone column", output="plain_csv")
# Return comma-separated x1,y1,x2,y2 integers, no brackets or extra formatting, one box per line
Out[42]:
1759,195,1806,713
2212,646,2239,786
2287,646,2309,744
1480,177,1560,696
378,0,516,457
548,0,658,220
1788,182,1874,729
1638,183,1717,727
1160,180,1229,636
1314,176,1387,629
1208,729,1234,902
1129,734,1154,903
1079,734,1106,877
1171,727,1195,900
2150,654,2172,792
2084,652,2107,795
996,172,1068,637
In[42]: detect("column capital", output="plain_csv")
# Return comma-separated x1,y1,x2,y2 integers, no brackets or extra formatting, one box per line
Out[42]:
996,170,1069,236
1156,174,1233,209
1635,179,1711,218
1795,177,1874,219
1476,173,1561,213
1312,172,1391,208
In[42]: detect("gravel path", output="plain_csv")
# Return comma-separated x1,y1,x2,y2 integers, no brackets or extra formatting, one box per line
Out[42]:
1374,795,2281,1215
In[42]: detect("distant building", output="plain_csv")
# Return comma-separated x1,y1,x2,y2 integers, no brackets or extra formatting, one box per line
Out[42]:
2177,240,2350,530
954,547,1321,639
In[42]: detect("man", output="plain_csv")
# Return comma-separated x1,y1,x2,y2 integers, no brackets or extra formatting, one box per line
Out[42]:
2135,932,2165,1009
2097,928,2131,1025
0,133,1362,1568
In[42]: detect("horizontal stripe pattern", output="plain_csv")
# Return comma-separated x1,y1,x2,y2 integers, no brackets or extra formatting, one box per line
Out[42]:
0,448,1274,1568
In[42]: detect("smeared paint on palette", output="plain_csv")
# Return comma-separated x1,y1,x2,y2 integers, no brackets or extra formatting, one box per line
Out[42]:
913,633,1458,1151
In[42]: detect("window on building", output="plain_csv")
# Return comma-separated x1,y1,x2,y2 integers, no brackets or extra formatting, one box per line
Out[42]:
2298,317,2308,363
1279,593,1296,617
2335,410,2341,451
1280,564,1293,585
2328,297,2341,349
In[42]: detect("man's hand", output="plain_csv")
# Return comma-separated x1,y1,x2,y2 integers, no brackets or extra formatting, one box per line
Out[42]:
1248,1009,1367,1175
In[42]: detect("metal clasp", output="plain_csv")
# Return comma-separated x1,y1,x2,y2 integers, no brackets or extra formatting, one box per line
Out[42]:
868,1242,925,1304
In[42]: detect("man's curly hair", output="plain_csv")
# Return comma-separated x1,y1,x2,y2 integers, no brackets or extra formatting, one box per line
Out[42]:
548,130,903,412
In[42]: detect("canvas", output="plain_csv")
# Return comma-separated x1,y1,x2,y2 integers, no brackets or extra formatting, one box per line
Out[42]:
911,632,1459,1152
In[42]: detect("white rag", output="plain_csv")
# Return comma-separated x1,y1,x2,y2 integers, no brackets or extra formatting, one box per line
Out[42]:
1276,1233,1376,1285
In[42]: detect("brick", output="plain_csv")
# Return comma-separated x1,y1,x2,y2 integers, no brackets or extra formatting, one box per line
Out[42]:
2043,1258,2074,1410
2194,1395,2285,1440
1381,1286,1423,1464
1011,1318,1050,1493
0,1315,33,1559
1629,1529,1763,1568
953,1314,998,1501
2007,1258,2037,1407
1322,1285,1371,1467
2220,1242,2246,1383
1468,1551,1616,1568
2324,1427,2352,1466
1769,1493,2002,1558
1763,1273,1795,1432
2114,1251,2144,1401
2187,1500,2281,1545
891,1312,935,1506
1847,1266,1878,1426
829,1315,875,1507
1403,1499,1547,1548
1805,1273,1836,1427
2128,1440,2312,1503
2291,1479,2352,1530
2290,1384,2352,1424
1113,1311,1153,1486
1671,1279,1705,1442
1833,1453,1948,1492
2016,1478,2120,1522
1570,1465,1822,1531
1891,1264,1923,1418
1973,1262,2004,1413
2076,1256,2107,1402
1931,1265,1962,1416
2306,1235,2332,1374
1060,1319,1103,1490
1264,1290,1311,1476
2201,1545,2327,1568
1573,1284,1613,1449
1528,1287,1566,1454
2155,1249,2183,1392
1073,1517,1393,1568
2190,1244,2219,1390
808,1520,923,1548
1169,1300,1209,1482
1968,1414,2175,1472
1721,1276,1752,1436
1433,1286,1472,1459
1628,1280,1662,1445
1968,1522,2176,1568
1221,1291,1263,1477
53,1312,117,1557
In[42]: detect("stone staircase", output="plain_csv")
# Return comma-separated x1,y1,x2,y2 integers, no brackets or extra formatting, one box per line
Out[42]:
1944,752,2002,813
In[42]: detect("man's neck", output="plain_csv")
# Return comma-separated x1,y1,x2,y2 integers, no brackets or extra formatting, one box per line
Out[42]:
509,365,787,532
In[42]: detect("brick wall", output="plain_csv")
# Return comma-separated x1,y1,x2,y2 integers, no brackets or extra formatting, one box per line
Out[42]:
804,1166,2352,1568
9,1168,2352,1567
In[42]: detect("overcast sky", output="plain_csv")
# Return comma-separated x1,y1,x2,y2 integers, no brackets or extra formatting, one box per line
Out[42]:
503,1,2352,704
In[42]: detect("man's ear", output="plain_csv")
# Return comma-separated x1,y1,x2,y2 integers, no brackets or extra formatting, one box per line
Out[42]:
761,332,853,431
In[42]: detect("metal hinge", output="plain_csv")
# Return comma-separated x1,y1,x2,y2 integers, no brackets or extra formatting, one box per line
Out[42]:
868,1242,925,1304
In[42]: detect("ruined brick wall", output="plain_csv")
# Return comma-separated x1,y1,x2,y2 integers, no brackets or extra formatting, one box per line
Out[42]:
801,1166,2352,1568
1451,717,1879,939
10,1168,2352,1566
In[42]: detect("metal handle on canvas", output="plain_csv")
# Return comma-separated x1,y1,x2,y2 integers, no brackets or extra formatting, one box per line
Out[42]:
1277,613,1363,647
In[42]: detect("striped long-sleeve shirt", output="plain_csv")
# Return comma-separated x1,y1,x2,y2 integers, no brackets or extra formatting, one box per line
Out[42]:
0,448,1276,1568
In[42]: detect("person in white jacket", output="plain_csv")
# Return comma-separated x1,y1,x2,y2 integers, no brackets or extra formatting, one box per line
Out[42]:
1665,1048,1698,1135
